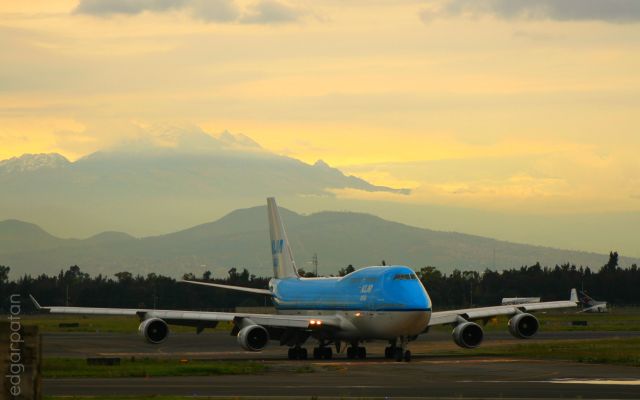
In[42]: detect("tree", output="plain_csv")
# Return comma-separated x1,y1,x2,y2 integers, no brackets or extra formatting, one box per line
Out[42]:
0,265,9,284
602,251,619,273
115,271,133,282
338,264,355,277
64,265,88,282
297,268,317,278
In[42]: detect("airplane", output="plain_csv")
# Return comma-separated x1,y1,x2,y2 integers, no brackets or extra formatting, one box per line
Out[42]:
578,291,608,313
30,197,579,362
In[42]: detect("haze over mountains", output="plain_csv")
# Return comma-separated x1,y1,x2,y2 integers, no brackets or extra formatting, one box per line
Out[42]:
1,128,638,261
0,128,408,238
1,206,638,279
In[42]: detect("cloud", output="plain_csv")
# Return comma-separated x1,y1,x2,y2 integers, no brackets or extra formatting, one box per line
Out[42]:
190,0,240,22
73,0,187,16
73,0,302,24
241,0,302,24
53,122,267,158
420,0,640,24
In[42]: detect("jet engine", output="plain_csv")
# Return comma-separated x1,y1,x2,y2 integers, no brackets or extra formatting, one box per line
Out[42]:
138,318,169,344
237,324,269,351
452,321,484,349
508,313,539,339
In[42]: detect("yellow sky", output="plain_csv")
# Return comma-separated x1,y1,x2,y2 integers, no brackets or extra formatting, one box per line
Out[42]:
1,0,639,215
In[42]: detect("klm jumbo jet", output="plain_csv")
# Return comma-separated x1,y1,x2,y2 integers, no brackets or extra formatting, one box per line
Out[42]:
30,198,578,361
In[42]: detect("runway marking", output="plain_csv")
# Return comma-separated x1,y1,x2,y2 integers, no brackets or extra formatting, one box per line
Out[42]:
315,358,522,367
458,379,640,386
550,379,640,385
52,383,387,389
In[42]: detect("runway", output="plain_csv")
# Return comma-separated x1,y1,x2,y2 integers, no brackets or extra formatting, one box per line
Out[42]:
42,329,640,359
45,357,640,398
43,331,640,398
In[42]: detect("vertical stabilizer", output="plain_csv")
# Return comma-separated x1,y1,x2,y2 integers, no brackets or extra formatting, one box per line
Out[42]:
267,197,299,279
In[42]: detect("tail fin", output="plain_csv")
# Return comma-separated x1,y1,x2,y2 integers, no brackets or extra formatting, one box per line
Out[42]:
570,288,578,303
578,290,595,305
267,197,299,279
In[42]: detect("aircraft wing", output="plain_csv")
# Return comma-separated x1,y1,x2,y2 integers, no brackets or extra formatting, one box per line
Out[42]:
428,289,578,326
29,295,340,330
179,279,274,296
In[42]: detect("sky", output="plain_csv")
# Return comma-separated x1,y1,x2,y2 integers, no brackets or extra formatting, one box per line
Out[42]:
1,0,639,255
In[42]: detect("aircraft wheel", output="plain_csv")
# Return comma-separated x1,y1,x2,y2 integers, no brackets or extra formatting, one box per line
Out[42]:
289,347,307,360
346,347,355,359
403,350,411,362
384,346,394,359
357,346,366,359
394,348,403,362
323,347,332,359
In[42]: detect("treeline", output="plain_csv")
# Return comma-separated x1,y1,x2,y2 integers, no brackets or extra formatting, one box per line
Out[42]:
1,252,638,312
419,252,639,307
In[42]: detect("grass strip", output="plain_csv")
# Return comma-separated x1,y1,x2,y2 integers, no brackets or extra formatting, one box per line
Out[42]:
431,336,640,367
44,397,285,400
43,357,267,378
21,314,234,333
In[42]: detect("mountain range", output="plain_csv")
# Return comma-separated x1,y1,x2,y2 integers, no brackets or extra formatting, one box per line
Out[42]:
1,206,637,279
1,128,638,261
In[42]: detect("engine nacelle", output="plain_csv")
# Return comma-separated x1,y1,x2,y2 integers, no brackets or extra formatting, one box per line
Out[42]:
452,321,484,349
508,313,539,339
138,318,169,344
237,324,269,352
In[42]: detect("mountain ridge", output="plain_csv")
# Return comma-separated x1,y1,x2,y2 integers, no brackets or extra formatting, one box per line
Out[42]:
1,207,637,279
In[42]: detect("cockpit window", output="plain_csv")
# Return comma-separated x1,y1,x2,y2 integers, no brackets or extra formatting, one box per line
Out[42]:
393,273,418,280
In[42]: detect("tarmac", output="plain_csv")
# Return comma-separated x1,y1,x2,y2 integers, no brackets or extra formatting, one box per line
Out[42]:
43,330,640,398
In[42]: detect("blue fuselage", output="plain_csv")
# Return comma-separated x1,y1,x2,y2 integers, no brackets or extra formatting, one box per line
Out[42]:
269,266,432,339
270,266,431,313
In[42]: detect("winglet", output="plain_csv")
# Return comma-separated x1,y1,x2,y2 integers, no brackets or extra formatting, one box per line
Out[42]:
29,294,43,310
570,288,578,303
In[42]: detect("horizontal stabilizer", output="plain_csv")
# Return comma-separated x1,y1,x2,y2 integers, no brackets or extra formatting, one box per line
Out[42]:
29,294,44,311
180,280,273,296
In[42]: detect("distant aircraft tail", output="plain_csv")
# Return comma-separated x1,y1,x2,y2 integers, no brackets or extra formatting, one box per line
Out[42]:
570,288,578,303
578,290,594,305
267,197,299,279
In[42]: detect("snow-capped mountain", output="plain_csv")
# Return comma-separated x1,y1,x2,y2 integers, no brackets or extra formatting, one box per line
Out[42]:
0,153,70,174
0,129,409,237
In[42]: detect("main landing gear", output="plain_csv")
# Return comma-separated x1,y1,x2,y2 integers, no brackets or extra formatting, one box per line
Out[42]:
346,345,366,359
384,338,411,362
312,346,333,359
287,346,308,360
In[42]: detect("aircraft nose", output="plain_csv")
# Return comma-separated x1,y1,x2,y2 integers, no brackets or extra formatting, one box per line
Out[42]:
388,282,431,311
